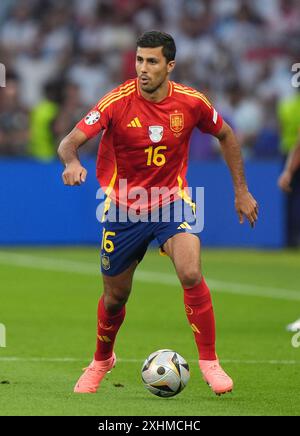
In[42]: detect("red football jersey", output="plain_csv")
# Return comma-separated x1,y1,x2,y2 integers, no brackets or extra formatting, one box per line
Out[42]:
76,79,223,212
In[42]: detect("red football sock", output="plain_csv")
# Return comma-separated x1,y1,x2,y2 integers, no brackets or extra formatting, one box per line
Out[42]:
183,277,217,360
94,296,125,361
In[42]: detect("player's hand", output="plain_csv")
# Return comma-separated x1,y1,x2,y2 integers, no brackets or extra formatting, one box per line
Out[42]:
62,161,87,186
278,170,292,193
235,189,258,228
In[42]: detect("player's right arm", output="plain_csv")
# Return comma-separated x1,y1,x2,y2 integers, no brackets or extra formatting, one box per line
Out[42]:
58,127,88,186
58,100,112,186
278,140,300,192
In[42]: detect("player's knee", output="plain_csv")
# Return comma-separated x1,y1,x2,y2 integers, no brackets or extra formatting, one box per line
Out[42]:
178,268,202,288
103,290,129,314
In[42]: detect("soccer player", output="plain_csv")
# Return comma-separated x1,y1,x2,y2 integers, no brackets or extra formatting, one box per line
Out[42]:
278,141,300,332
278,141,300,193
58,31,258,395
277,89,300,246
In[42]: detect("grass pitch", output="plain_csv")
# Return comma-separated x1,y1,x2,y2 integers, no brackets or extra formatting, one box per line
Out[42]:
0,247,299,416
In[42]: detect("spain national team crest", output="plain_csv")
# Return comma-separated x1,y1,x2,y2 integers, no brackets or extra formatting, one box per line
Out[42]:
101,255,110,270
148,126,164,143
170,113,184,134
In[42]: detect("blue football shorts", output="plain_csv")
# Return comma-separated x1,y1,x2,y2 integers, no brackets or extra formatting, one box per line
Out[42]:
100,199,199,276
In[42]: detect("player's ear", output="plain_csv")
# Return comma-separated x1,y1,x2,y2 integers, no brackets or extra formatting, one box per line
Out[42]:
167,61,175,74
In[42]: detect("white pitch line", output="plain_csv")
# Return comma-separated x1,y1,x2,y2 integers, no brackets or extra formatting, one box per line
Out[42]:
0,251,299,301
0,357,299,365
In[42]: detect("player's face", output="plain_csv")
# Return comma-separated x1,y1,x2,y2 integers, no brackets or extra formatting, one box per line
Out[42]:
136,46,175,94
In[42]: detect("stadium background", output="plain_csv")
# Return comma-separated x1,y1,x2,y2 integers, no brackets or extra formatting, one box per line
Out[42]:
0,0,300,416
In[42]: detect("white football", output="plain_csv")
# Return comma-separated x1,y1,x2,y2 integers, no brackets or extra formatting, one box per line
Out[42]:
141,349,190,397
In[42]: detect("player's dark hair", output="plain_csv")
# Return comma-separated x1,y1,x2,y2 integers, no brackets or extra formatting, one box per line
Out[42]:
136,31,176,63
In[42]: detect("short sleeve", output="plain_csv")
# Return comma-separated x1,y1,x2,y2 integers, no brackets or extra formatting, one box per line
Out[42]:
76,103,112,139
197,97,223,135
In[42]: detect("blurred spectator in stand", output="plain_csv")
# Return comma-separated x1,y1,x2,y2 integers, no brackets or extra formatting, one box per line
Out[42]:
77,3,135,54
0,0,299,159
268,0,300,36
28,80,62,161
53,82,82,144
253,96,280,158
53,81,98,156
0,72,29,156
14,40,63,108
224,84,263,158
39,5,73,60
0,3,38,55
215,2,265,55
68,51,110,106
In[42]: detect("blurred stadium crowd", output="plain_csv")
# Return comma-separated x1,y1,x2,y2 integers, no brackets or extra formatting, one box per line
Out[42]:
0,0,300,160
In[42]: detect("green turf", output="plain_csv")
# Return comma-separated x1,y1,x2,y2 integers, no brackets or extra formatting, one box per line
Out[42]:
0,247,300,416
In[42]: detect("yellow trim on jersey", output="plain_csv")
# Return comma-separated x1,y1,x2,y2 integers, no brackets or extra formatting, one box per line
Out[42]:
97,81,135,110
174,84,212,107
173,83,211,104
177,175,196,215
98,85,135,112
174,88,212,108
105,163,118,197
174,83,211,102
98,83,135,108
174,85,212,107
99,88,136,113
101,163,118,223
97,82,135,109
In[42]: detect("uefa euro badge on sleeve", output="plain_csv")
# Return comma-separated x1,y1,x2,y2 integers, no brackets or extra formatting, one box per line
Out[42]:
148,126,164,143
85,110,101,125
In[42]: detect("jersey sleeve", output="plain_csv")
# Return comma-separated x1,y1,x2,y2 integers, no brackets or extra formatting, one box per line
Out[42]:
76,101,112,139
196,96,223,135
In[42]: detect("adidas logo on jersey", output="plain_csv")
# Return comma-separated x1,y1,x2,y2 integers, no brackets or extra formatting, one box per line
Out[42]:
127,117,142,127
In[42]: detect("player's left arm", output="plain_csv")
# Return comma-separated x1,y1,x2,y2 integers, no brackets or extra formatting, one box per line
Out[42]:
215,121,258,227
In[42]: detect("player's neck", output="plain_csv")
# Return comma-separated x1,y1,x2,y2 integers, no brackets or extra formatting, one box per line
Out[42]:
139,79,170,103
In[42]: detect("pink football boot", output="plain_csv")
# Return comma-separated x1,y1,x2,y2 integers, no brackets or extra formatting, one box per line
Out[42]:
74,353,116,393
199,359,233,396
